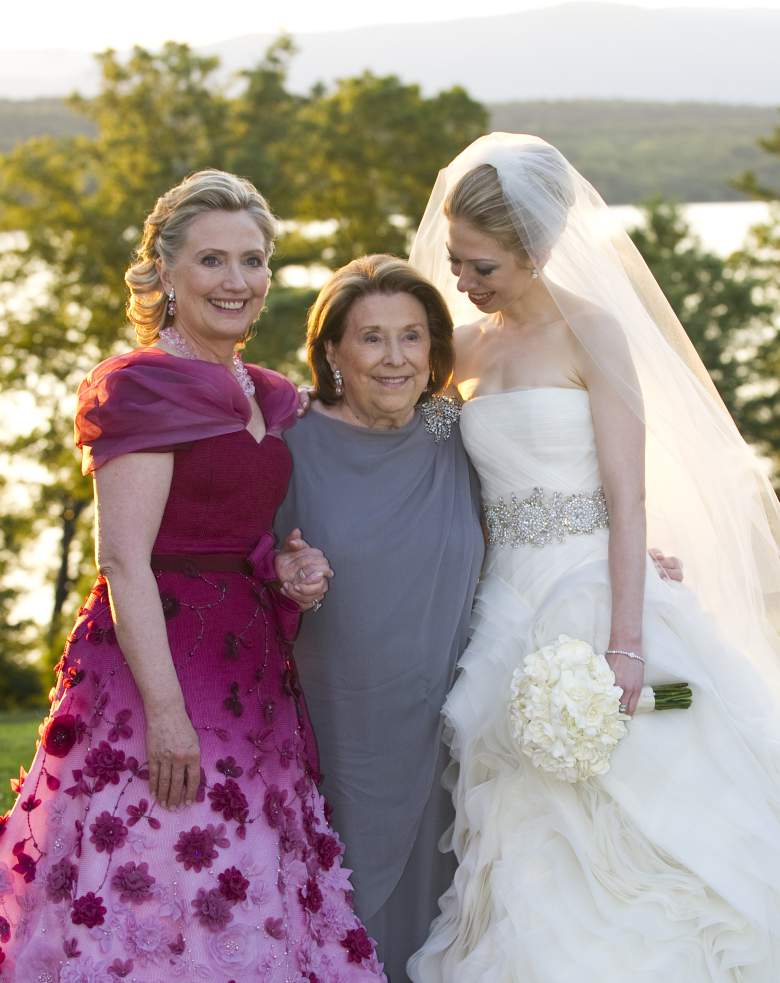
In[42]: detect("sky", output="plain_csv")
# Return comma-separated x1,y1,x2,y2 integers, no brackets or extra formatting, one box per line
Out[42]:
3,0,777,51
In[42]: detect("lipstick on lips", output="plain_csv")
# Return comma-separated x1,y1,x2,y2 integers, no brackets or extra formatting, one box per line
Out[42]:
468,291,494,308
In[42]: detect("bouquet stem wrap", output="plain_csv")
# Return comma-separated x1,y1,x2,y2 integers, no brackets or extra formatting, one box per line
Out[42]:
634,682,693,713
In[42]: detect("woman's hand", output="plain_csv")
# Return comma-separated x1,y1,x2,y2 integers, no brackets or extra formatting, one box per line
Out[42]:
649,548,683,582
606,649,645,717
145,703,201,810
297,386,313,417
275,528,333,611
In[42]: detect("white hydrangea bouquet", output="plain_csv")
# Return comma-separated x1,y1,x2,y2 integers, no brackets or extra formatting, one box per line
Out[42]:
508,635,692,782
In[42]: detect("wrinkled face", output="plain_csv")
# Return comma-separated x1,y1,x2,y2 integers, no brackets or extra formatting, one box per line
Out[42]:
160,209,270,346
326,292,432,424
446,217,535,314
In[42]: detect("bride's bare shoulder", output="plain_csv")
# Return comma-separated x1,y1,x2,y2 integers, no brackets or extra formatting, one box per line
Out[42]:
453,319,488,355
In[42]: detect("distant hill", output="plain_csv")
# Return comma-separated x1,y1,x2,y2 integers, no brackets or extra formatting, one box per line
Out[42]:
1,97,777,205
489,101,780,203
0,98,96,152
2,4,780,104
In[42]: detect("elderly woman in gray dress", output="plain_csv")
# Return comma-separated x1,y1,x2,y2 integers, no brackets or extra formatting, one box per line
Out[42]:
275,254,484,982
275,253,682,982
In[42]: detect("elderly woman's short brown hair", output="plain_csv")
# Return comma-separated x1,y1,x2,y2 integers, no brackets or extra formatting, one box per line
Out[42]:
306,254,455,405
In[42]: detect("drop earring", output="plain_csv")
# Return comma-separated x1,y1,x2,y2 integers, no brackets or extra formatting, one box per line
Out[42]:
531,269,540,280
167,288,176,316
333,367,343,396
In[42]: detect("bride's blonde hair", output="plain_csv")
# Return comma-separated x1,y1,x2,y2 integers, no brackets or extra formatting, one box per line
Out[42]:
444,150,575,263
125,170,277,346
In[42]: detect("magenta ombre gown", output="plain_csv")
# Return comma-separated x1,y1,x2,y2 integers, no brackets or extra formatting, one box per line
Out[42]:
0,350,385,982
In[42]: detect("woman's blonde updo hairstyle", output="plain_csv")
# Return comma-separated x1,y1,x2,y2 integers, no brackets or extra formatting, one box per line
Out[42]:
125,169,277,346
444,145,575,265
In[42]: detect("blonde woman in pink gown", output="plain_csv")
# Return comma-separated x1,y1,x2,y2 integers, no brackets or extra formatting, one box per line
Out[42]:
0,170,386,983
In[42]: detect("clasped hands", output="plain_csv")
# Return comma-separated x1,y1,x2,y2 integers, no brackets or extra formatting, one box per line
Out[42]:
275,527,333,611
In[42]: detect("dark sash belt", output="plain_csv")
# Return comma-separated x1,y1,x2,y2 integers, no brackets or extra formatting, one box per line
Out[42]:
150,553,252,575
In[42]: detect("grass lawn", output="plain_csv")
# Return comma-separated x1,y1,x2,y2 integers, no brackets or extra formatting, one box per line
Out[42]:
0,709,46,813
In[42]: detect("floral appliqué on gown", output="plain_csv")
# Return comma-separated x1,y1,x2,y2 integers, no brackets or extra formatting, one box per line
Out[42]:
0,350,386,982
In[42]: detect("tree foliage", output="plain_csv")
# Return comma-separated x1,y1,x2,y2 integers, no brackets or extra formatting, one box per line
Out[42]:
290,74,486,265
629,199,778,475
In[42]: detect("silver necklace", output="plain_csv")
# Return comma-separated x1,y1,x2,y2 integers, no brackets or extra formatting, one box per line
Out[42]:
160,326,255,398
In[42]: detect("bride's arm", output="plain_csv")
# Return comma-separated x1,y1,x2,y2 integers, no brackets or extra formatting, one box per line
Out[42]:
576,340,647,716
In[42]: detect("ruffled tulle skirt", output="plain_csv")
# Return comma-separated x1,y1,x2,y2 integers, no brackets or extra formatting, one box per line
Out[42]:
409,534,780,982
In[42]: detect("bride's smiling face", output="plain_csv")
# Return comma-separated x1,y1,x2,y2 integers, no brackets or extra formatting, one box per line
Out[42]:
446,218,536,314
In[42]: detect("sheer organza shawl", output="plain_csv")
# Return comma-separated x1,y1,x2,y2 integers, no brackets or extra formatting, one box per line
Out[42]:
75,348,298,474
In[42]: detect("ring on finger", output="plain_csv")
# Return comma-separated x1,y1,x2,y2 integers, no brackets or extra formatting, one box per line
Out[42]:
311,598,323,613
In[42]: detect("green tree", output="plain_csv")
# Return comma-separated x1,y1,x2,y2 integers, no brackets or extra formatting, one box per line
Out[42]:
0,43,239,670
629,199,778,475
734,109,780,200
290,73,487,266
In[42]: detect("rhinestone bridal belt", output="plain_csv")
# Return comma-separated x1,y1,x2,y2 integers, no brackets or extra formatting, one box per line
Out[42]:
482,486,609,548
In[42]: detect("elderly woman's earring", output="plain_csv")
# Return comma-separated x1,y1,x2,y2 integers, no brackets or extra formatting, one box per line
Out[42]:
167,288,176,316
333,367,344,396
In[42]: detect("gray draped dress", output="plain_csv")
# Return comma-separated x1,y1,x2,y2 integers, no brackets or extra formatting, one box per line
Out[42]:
275,404,484,982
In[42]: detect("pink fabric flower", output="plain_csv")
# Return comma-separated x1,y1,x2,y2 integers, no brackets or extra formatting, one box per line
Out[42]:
111,862,155,903
46,857,77,901
205,924,257,971
121,913,170,962
263,785,290,829
216,756,243,778
83,742,127,790
89,812,128,854
11,848,36,883
174,824,228,871
316,833,343,871
298,876,323,913
106,708,133,743
192,887,233,931
59,954,114,982
125,798,160,830
208,779,249,824
108,959,134,978
341,926,374,964
264,916,285,940
217,866,249,903
71,892,107,929
42,714,79,758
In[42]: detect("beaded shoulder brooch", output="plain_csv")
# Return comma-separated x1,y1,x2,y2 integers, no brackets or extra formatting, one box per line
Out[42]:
419,395,462,443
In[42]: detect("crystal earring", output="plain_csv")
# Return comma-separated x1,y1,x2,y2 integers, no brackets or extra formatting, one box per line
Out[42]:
531,269,540,280
333,367,344,396
166,288,176,317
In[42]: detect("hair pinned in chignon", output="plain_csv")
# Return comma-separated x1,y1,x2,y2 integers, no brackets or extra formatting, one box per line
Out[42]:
124,169,277,347
445,164,526,255
445,144,575,264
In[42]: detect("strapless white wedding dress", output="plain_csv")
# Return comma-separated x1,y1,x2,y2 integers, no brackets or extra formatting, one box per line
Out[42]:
408,387,780,983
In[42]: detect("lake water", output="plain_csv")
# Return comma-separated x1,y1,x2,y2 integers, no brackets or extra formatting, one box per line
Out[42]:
610,200,773,257
279,201,775,288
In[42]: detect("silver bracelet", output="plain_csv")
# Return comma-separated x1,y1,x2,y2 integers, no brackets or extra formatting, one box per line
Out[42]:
606,648,646,665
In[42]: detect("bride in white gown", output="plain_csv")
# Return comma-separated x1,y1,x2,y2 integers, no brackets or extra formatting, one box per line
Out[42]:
406,134,780,981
